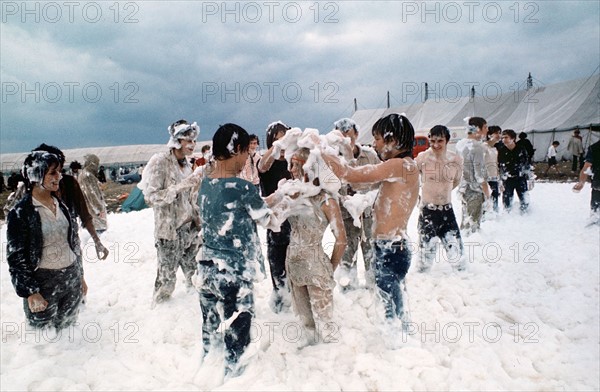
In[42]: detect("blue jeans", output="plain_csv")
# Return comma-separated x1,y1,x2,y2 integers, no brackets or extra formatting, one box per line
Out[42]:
372,240,411,320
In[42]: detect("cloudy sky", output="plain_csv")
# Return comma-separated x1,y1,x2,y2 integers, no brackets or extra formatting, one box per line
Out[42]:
1,0,599,153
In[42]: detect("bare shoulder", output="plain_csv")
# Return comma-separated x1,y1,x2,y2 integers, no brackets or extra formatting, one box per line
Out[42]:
415,148,431,165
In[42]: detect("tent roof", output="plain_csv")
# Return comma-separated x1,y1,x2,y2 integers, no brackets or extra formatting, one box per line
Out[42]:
354,74,600,145
0,141,213,173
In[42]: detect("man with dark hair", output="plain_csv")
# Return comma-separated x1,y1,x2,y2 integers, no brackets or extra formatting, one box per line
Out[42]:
456,117,490,233
140,119,202,306
333,118,381,290
318,113,419,325
197,123,292,377
415,125,465,272
516,132,535,164
573,140,600,223
69,161,82,177
257,121,292,313
498,130,531,212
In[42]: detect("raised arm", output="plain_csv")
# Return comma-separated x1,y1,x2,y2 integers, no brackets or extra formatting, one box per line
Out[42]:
257,143,282,173
321,151,417,184
321,197,346,271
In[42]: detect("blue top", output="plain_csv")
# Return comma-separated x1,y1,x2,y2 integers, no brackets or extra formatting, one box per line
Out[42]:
198,177,269,279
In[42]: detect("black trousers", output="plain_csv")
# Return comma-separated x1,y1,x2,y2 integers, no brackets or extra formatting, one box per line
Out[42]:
23,263,83,330
266,219,291,292
503,177,529,212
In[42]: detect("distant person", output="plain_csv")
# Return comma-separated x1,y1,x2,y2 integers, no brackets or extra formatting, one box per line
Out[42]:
456,117,490,234
238,134,261,190
567,130,585,172
110,168,117,182
69,161,82,177
415,125,465,272
196,145,211,166
573,140,600,223
484,127,501,213
544,141,561,176
0,171,4,193
140,119,202,306
7,172,24,191
498,130,531,213
516,132,535,163
6,151,86,330
97,165,107,183
78,154,108,233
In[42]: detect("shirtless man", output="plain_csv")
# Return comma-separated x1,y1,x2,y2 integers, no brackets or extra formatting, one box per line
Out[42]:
415,125,465,273
317,113,419,322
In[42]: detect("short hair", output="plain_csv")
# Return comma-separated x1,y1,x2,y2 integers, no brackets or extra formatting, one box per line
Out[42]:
201,145,211,153
518,132,528,140
249,134,259,144
502,129,517,140
265,121,290,149
334,118,358,134
428,125,450,142
487,127,501,140
212,123,250,160
372,113,415,157
488,125,502,134
552,140,560,146
468,117,487,130
32,143,66,166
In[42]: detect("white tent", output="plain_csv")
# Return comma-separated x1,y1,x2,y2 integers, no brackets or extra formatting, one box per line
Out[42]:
0,142,213,174
354,74,600,161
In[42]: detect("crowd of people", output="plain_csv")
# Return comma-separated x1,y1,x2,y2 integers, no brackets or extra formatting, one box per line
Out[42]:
4,114,599,381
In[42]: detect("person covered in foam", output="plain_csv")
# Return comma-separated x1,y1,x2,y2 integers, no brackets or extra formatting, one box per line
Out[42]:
415,125,465,273
6,151,86,330
196,123,298,378
330,118,381,291
78,154,108,233
256,121,293,313
283,147,346,346
139,119,203,306
311,113,420,327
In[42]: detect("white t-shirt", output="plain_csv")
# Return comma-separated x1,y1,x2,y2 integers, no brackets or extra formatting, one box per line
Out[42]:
32,197,77,269
547,145,557,159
